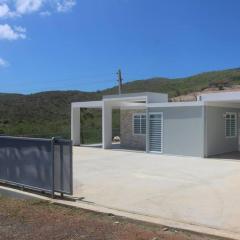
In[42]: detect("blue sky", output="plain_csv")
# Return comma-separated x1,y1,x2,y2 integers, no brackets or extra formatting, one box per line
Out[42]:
1,0,240,93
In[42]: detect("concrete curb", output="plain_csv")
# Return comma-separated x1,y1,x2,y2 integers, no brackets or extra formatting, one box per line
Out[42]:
56,200,240,240
0,186,240,240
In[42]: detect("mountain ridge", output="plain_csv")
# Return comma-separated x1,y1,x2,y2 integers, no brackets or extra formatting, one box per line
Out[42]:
1,67,240,139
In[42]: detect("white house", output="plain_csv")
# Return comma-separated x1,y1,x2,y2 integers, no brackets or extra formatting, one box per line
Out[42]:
71,91,240,157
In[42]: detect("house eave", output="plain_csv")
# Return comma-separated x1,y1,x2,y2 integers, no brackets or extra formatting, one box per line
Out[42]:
147,101,204,108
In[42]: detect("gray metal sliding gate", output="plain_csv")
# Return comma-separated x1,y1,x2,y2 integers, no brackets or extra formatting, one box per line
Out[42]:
0,136,73,196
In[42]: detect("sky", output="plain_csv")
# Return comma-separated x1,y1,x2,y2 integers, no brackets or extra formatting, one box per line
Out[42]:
1,0,240,93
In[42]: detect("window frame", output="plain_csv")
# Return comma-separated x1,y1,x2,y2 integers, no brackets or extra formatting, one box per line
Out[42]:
225,112,237,138
132,113,146,136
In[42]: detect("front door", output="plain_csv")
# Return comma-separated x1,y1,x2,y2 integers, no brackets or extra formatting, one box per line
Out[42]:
149,112,163,153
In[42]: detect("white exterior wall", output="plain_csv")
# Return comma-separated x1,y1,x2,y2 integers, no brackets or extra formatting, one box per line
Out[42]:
148,106,205,157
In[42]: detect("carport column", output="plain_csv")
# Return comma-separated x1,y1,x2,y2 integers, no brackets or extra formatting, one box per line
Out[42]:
71,106,81,146
102,101,112,149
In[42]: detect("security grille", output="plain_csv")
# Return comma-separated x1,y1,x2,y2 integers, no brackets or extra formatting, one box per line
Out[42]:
149,113,163,153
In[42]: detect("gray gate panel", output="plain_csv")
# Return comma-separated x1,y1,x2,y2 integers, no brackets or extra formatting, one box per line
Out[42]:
0,136,53,192
54,139,73,195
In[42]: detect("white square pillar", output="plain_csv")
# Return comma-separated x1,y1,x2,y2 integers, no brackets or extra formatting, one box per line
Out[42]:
102,101,112,149
71,106,80,145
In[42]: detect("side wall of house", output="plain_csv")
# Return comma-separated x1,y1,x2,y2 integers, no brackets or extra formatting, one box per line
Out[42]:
120,109,146,150
205,106,240,156
149,106,204,157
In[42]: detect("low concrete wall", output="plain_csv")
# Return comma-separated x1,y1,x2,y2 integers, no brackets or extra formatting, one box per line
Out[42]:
120,109,146,150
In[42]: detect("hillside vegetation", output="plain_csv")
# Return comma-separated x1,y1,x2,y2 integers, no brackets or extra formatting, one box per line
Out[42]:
0,68,240,141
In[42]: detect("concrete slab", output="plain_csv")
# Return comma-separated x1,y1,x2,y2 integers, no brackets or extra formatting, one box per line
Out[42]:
73,147,240,238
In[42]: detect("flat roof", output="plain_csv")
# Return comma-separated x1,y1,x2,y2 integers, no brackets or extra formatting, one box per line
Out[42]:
148,101,203,108
71,100,203,109
199,91,240,102
72,101,103,108
71,91,240,109
103,92,167,100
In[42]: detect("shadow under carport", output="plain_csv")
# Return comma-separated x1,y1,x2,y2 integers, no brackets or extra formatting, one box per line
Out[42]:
210,151,240,160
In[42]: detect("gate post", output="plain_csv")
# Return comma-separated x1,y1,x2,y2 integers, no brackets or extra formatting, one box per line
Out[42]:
51,137,55,199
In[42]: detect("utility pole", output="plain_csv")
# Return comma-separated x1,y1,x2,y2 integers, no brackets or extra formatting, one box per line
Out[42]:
117,69,123,95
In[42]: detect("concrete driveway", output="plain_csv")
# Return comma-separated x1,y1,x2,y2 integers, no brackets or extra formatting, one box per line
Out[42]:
73,147,240,237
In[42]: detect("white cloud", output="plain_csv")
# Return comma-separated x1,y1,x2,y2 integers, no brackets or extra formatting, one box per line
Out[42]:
0,0,76,18
56,0,76,12
0,57,9,67
14,25,26,33
0,3,10,17
0,3,18,18
0,24,26,40
39,10,50,16
15,0,44,14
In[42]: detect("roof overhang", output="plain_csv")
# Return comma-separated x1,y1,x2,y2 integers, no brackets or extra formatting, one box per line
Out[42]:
72,101,103,109
72,99,240,110
199,91,240,102
71,99,147,110
71,100,205,109
204,100,240,109
103,92,168,103
147,101,204,108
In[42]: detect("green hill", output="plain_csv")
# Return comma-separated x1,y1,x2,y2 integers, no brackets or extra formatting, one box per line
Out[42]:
0,67,240,141
103,67,240,96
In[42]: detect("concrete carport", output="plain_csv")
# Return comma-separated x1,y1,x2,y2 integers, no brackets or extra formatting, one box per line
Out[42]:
71,92,168,150
71,100,102,146
72,91,240,157
201,92,240,157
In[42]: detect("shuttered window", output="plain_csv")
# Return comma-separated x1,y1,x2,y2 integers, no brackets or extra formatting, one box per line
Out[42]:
225,113,237,138
133,114,146,135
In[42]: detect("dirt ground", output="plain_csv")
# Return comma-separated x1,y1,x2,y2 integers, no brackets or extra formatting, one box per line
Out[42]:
0,197,230,240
